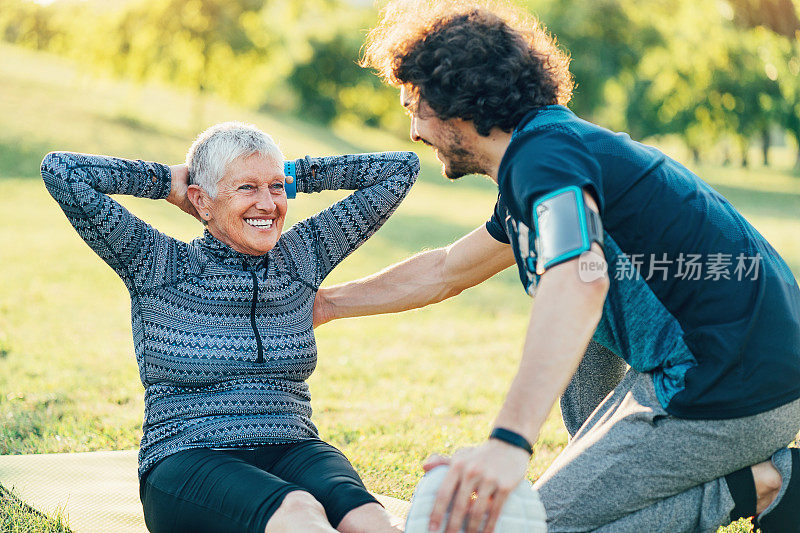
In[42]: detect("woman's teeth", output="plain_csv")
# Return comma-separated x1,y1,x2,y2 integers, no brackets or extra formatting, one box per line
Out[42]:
245,218,273,228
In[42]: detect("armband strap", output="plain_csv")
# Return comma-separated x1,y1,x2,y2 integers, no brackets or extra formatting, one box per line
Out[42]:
532,185,603,275
283,160,297,199
489,427,533,455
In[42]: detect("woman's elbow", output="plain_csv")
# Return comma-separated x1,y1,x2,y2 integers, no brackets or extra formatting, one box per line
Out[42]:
41,151,63,190
398,151,420,185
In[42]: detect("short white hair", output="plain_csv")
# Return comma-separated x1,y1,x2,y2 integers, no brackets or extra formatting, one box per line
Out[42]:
186,121,283,197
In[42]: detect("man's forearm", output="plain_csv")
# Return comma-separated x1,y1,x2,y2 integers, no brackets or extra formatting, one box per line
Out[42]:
323,247,457,320
316,225,515,324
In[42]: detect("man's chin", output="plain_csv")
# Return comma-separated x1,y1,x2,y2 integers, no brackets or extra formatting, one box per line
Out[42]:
442,163,467,181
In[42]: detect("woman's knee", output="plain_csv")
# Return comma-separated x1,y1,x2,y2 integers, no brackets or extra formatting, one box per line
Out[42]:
278,490,325,516
266,490,331,532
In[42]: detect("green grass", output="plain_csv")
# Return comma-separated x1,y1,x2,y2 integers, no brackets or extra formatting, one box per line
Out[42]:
0,43,798,531
0,487,70,533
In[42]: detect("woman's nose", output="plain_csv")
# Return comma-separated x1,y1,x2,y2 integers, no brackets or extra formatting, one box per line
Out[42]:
255,190,276,211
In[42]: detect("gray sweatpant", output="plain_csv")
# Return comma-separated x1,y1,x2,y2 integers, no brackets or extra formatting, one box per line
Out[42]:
546,350,800,532
560,341,628,438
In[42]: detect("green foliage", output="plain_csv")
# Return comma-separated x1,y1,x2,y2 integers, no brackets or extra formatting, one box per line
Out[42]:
534,0,662,123
1,0,798,165
286,21,401,129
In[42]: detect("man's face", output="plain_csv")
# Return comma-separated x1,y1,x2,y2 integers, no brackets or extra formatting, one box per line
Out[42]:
400,86,487,180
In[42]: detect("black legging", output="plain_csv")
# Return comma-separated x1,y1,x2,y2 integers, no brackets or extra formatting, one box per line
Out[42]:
140,440,379,533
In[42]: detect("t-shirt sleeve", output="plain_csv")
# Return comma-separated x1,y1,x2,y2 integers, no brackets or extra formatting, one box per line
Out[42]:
485,197,510,244
499,127,603,230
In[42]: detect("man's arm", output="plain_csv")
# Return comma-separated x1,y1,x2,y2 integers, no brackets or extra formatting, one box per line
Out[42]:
314,225,516,326
427,191,608,533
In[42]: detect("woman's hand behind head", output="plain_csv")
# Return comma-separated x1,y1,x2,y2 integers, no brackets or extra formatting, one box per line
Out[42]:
167,164,203,222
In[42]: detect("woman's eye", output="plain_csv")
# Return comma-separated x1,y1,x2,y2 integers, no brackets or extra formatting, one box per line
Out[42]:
238,184,254,191
271,183,285,191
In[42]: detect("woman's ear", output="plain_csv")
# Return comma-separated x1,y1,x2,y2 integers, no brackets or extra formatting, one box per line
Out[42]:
187,185,212,223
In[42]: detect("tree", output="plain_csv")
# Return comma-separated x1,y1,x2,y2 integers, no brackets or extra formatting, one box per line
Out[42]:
99,0,269,129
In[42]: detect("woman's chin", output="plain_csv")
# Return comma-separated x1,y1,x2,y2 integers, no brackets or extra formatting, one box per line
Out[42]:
245,239,277,256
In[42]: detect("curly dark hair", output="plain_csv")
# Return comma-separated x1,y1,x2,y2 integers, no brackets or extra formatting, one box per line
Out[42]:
362,0,574,136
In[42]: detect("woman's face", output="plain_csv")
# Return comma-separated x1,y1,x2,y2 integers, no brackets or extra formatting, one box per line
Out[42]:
203,152,288,256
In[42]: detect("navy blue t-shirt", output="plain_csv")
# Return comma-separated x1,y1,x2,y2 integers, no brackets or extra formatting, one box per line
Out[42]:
487,105,800,419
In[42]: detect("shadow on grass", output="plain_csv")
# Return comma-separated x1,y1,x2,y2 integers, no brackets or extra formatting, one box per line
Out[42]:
97,111,189,143
267,110,369,156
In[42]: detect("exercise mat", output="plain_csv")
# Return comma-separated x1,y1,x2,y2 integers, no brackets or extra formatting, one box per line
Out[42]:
0,450,410,532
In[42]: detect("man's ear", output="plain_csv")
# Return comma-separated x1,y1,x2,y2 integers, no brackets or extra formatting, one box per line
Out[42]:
188,184,212,222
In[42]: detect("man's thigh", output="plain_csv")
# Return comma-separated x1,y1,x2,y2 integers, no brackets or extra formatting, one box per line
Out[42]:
560,341,628,438
536,370,800,531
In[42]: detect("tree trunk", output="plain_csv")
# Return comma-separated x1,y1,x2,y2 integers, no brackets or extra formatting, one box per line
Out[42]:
740,139,749,168
193,85,206,134
795,145,800,172
692,147,701,165
761,128,770,167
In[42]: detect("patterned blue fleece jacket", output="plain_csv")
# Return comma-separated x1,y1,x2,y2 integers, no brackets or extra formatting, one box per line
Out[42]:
41,150,419,477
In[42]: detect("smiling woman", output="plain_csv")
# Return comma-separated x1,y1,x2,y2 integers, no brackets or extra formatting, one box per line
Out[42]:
39,122,419,533
183,123,290,256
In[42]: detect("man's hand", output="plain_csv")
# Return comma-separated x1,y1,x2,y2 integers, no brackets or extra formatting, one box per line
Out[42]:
167,164,202,221
422,440,531,533
313,288,335,328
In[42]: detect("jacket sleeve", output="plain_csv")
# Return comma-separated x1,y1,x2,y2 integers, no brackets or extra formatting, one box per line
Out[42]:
279,151,419,287
41,151,186,293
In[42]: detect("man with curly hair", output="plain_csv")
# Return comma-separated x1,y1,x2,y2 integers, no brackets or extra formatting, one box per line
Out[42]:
313,1,800,531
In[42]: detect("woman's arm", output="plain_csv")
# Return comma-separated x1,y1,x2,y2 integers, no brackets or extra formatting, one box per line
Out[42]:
41,152,185,292
281,152,420,287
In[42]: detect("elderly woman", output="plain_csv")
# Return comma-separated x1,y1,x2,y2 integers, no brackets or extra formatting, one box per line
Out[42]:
40,122,419,533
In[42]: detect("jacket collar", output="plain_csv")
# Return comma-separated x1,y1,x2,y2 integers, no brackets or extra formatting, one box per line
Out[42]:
196,229,269,271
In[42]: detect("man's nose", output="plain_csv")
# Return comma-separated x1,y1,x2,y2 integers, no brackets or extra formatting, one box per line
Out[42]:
410,117,421,142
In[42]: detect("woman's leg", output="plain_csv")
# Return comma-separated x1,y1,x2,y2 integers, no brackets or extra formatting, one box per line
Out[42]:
140,447,329,533
337,502,402,533
267,440,398,532
265,491,338,533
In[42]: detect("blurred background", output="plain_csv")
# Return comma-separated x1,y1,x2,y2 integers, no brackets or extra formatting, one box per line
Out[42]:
1,0,799,168
0,1,798,531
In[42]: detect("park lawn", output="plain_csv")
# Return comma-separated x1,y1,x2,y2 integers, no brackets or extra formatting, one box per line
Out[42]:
0,43,797,532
